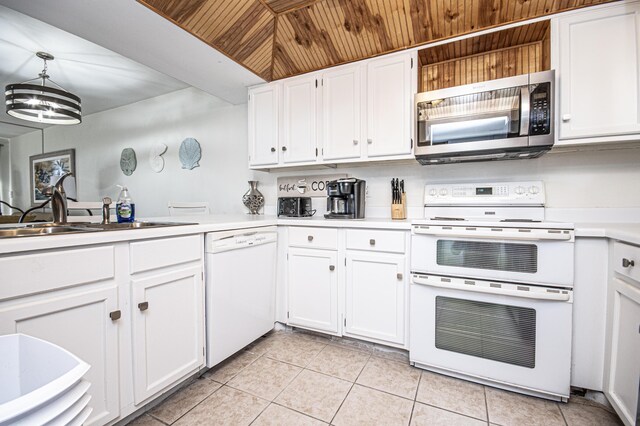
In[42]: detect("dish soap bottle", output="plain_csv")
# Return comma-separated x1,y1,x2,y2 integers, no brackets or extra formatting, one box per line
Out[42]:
116,185,135,223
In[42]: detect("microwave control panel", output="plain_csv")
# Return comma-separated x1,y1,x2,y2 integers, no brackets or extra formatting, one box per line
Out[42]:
424,181,545,206
529,82,551,136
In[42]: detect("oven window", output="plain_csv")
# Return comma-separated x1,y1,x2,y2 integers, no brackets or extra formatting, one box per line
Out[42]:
435,296,536,368
436,240,538,273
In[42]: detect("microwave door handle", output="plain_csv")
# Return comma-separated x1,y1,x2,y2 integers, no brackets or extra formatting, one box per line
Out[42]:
520,86,531,136
411,275,571,302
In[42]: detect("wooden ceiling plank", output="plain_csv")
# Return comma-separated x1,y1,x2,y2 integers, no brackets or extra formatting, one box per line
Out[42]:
317,1,352,62
338,0,368,58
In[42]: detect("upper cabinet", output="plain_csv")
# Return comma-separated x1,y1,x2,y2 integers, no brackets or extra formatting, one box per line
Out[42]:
554,1,640,144
282,74,319,164
248,84,279,167
366,54,414,158
322,64,363,161
248,51,416,170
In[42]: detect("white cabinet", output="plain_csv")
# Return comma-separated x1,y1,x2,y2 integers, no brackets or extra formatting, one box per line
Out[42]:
605,277,640,426
282,74,318,164
366,54,413,157
287,247,339,334
605,241,640,426
345,252,406,345
248,83,279,167
131,265,204,404
322,64,363,161
555,2,640,144
0,284,120,426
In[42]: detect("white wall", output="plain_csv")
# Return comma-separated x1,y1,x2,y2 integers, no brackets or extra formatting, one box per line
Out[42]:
9,87,260,217
7,85,640,218
0,138,11,213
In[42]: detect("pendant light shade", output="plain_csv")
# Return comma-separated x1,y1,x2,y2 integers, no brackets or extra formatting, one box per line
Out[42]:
5,52,81,125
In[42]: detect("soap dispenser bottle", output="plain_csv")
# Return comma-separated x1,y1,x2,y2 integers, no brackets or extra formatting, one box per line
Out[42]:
116,185,135,223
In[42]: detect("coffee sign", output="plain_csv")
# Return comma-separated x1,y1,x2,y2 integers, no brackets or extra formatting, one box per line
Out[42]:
277,174,347,198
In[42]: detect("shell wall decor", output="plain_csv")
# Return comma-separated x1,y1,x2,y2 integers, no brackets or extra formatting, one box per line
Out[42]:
149,143,168,173
179,138,201,170
120,148,137,176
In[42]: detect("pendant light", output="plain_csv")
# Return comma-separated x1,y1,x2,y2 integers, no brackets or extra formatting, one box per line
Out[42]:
5,51,81,125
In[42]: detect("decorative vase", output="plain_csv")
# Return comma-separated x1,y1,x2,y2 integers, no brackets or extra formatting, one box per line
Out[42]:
242,180,265,214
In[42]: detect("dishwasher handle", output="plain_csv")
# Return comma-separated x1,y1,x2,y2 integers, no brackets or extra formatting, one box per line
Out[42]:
208,232,277,253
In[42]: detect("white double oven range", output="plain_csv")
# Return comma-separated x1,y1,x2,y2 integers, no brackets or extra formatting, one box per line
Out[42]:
409,181,575,401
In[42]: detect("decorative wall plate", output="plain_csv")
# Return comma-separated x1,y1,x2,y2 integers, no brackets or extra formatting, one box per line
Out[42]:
120,148,137,176
179,138,201,170
149,143,167,173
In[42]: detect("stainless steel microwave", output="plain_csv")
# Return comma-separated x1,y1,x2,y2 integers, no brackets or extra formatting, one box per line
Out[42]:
415,70,555,165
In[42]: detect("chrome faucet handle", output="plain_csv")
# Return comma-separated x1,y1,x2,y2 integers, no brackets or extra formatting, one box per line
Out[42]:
53,172,74,193
101,197,112,224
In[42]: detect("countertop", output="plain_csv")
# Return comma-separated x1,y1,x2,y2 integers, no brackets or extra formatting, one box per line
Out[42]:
0,215,411,255
574,223,640,246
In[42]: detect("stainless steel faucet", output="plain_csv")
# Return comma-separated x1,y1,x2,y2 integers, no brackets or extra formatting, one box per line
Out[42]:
101,197,112,224
50,172,73,225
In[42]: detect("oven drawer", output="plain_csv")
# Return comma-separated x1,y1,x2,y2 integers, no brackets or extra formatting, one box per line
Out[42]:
288,227,338,250
411,231,574,286
613,241,640,284
346,229,405,254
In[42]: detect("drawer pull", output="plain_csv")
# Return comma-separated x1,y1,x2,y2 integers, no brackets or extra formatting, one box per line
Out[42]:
282,146,287,152
109,310,121,321
308,235,314,242
622,258,635,268
369,239,375,246
329,265,335,271
353,139,359,145
138,302,149,311
397,273,403,280
270,147,276,152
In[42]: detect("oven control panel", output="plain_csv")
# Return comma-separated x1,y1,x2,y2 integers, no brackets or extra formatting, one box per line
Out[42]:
424,181,545,206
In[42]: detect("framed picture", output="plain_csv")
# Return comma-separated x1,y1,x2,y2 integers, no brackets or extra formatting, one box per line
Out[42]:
29,149,75,205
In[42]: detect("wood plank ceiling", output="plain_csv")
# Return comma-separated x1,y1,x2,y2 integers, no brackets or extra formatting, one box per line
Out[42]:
138,0,617,82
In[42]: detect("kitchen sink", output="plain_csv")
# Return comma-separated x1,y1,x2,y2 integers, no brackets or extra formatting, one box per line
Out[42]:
0,222,194,238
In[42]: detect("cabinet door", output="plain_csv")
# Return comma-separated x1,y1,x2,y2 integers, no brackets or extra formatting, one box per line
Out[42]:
287,247,338,333
0,286,120,426
557,3,640,140
605,277,640,426
248,83,279,167
282,75,318,163
131,265,204,404
366,54,412,157
322,65,362,160
345,252,405,345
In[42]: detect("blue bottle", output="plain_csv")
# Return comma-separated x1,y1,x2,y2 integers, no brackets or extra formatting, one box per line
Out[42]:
116,185,135,223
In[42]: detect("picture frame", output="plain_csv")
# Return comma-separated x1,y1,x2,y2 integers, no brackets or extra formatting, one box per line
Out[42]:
29,149,76,206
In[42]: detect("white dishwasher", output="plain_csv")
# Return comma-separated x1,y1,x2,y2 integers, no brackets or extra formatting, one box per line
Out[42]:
205,226,277,368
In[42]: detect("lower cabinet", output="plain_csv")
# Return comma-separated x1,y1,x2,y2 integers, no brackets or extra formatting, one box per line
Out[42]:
287,247,339,334
131,265,204,404
605,276,640,426
0,285,120,426
345,252,406,345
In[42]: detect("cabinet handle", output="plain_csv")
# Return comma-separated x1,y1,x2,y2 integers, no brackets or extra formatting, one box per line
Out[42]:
353,139,359,145
308,235,314,242
282,146,287,152
109,310,121,321
622,258,635,268
369,239,375,246
367,138,373,144
397,273,403,280
138,302,149,311
562,114,572,122
329,265,335,271
270,147,276,152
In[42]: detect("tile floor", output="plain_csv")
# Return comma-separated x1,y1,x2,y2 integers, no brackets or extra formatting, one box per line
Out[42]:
128,330,622,426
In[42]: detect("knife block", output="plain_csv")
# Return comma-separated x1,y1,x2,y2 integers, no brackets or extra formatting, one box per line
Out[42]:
391,193,407,220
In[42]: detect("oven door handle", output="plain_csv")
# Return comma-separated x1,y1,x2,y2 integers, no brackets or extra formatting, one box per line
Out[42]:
412,226,572,241
411,275,571,302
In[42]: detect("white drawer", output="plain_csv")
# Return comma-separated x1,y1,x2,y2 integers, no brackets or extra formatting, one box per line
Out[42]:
346,229,406,254
613,241,640,284
0,245,115,300
130,234,202,274
288,227,338,250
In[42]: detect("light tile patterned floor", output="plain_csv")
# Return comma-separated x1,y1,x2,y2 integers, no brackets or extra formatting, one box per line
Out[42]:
128,331,622,426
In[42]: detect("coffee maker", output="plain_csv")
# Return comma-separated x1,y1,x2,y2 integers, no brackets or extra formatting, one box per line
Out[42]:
324,178,366,219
